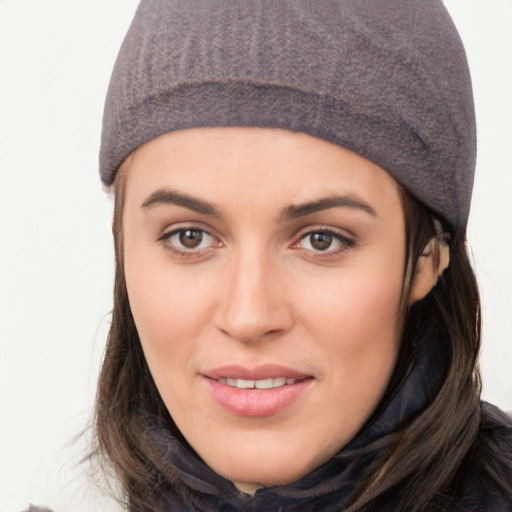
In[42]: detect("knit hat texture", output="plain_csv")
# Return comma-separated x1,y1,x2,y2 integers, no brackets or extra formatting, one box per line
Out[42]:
100,0,476,231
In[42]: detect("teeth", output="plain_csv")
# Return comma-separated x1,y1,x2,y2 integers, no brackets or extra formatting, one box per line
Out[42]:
218,377,297,389
237,379,254,389
255,378,273,389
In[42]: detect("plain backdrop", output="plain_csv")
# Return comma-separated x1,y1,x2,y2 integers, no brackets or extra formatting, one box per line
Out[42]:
1,1,511,511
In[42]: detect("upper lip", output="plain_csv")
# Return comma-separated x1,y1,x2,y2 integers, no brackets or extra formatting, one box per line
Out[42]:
203,364,311,381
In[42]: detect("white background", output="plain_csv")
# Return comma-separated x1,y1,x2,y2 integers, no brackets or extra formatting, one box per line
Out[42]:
1,1,511,511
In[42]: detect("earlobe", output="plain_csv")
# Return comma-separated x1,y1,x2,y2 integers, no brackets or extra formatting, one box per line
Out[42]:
409,239,450,304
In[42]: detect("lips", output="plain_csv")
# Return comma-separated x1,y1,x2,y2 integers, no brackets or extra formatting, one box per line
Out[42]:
203,364,314,417
204,364,310,381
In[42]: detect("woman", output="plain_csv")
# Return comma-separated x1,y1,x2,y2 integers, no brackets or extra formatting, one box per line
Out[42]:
92,1,512,511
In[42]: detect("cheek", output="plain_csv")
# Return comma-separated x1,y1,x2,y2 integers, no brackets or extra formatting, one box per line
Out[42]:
303,260,404,344
298,250,405,403
123,244,214,374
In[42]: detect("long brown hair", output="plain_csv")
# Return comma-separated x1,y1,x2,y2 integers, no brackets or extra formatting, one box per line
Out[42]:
346,191,482,511
92,164,506,511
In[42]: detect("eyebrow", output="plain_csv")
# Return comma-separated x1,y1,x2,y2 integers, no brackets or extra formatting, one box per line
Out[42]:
279,195,377,221
141,188,376,220
141,189,221,216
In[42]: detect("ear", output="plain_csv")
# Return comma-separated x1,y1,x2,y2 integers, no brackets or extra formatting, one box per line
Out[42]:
409,238,450,304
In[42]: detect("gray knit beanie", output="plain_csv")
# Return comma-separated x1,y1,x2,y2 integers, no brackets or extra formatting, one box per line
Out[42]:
100,0,476,232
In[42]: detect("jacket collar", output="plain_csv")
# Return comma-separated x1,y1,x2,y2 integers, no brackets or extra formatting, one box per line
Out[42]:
141,326,447,511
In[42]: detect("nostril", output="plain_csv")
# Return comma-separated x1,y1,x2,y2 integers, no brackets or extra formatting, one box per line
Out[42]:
218,326,280,344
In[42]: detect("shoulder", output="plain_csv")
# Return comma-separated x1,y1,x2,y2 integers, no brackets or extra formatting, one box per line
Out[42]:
479,401,512,432
477,401,512,473
456,402,512,511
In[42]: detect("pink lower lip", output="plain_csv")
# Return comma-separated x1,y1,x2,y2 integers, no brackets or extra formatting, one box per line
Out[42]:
206,378,313,417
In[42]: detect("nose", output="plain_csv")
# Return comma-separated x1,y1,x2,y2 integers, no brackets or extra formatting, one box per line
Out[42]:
214,248,293,344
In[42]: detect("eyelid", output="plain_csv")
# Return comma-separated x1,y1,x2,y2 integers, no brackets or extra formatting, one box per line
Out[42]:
157,223,222,257
291,226,356,255
157,220,218,240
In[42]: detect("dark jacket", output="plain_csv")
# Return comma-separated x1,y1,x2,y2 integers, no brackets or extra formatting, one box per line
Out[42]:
129,333,512,512
130,403,512,511
27,334,512,512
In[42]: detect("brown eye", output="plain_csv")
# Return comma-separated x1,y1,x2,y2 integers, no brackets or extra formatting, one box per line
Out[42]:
296,229,354,255
309,232,333,251
158,227,218,255
179,229,203,248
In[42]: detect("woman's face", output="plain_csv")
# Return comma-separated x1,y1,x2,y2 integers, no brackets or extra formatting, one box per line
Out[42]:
122,127,407,493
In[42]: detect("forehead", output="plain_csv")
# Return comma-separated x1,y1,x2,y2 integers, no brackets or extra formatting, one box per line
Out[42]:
121,126,402,216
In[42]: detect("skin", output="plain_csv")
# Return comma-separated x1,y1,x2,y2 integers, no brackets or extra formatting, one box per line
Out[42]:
122,127,437,494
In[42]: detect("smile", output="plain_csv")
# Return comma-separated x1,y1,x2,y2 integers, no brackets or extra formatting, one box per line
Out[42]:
204,365,314,417
216,377,297,389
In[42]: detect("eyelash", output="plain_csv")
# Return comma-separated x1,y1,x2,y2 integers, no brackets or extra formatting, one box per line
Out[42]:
157,227,355,259
157,227,221,258
294,228,355,257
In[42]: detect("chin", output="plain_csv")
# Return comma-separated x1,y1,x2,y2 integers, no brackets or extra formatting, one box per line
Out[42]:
200,431,338,491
